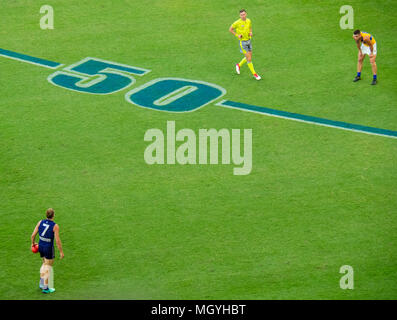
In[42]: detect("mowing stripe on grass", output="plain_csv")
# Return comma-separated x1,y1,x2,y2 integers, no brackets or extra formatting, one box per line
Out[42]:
0,48,63,69
216,100,397,140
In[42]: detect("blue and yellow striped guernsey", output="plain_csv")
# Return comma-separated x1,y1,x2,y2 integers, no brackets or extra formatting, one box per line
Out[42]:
361,31,376,46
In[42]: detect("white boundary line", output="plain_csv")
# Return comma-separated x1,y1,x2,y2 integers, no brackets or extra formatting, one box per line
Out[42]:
0,53,63,69
216,100,397,139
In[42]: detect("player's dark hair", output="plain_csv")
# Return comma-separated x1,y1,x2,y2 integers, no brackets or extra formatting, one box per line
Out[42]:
353,29,361,35
240,9,246,13
46,208,54,219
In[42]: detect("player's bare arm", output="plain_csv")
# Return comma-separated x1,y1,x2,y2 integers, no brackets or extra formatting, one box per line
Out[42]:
354,38,362,55
31,221,41,246
356,40,361,52
54,224,64,259
229,25,242,39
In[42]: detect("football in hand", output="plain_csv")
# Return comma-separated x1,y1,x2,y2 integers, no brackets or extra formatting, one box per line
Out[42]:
31,244,39,253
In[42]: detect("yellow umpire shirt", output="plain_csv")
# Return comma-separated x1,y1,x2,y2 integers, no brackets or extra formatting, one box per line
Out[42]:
231,18,252,41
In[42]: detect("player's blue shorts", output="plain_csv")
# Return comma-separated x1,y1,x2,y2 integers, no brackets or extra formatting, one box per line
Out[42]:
39,244,55,260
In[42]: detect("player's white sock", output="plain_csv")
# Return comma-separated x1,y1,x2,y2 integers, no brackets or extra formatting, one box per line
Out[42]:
49,266,54,289
41,264,51,290
40,264,45,288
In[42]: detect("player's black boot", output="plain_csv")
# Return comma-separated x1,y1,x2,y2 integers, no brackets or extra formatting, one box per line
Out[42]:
371,79,377,85
353,76,361,82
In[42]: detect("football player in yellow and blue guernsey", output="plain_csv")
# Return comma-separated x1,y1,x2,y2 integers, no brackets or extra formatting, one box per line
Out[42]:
229,9,261,80
352,29,378,85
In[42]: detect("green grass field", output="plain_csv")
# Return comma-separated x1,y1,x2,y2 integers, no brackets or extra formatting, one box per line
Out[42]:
1,0,396,300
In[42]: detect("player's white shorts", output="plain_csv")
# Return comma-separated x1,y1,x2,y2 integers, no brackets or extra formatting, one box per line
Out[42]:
361,42,377,55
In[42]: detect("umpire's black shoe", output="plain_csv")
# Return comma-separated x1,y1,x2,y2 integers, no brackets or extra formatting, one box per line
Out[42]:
371,79,377,85
353,76,361,82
